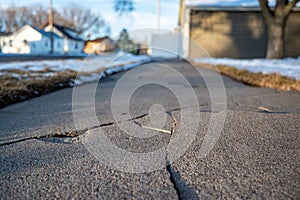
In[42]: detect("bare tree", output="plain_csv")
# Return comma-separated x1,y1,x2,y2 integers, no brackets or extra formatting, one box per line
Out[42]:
0,5,49,32
1,6,19,33
0,3,108,37
55,4,106,35
114,0,135,15
259,0,299,59
31,5,50,29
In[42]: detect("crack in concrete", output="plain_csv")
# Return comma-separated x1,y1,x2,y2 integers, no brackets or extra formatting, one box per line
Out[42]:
132,109,179,135
167,111,178,135
0,129,80,146
166,163,183,200
0,104,203,147
0,114,148,146
164,111,199,200
2,104,199,199
0,103,215,147
81,113,148,134
163,112,183,199
166,161,199,199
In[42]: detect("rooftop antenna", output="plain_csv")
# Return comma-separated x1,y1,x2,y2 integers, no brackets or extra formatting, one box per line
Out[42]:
49,0,54,54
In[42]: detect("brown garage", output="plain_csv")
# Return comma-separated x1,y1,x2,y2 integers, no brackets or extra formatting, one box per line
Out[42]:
179,5,300,59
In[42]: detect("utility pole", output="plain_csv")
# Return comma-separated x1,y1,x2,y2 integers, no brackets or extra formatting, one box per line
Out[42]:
49,0,54,54
157,0,160,33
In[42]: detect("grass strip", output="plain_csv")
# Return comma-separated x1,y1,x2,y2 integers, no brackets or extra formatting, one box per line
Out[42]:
0,69,105,109
0,74,75,108
193,62,300,92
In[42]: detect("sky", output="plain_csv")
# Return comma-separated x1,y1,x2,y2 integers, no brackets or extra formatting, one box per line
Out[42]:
0,0,181,39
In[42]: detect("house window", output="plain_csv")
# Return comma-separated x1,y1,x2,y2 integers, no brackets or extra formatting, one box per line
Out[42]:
57,42,61,48
45,40,48,47
75,42,78,49
9,40,12,47
24,39,28,45
3,41,6,46
32,43,36,48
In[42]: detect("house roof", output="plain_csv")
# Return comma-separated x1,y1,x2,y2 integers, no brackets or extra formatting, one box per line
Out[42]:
0,32,11,36
186,6,300,12
3,24,61,39
28,25,61,39
86,36,113,43
53,24,84,41
184,0,300,11
187,6,262,12
179,0,300,26
41,23,84,41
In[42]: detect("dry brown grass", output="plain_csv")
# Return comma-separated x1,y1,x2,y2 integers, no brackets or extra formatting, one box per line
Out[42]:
0,73,76,108
193,62,300,92
0,67,107,109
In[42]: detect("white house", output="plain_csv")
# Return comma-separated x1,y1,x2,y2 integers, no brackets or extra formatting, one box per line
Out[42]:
43,24,85,55
0,24,63,55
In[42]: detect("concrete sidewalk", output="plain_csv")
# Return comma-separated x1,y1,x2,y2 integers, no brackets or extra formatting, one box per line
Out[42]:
0,59,299,199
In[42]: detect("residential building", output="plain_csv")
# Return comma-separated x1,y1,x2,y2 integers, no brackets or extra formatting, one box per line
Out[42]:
43,23,85,55
84,36,117,54
0,25,63,54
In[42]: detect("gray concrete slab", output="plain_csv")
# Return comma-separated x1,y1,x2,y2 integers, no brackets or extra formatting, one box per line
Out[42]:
0,139,177,199
0,59,299,199
170,110,300,199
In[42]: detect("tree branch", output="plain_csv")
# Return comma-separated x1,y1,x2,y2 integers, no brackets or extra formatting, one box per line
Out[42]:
284,0,299,16
259,0,274,23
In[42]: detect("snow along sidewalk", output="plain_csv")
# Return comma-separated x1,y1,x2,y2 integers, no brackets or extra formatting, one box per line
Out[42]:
193,57,300,80
0,51,151,85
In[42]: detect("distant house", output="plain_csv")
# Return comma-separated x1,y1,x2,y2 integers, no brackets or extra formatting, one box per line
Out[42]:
84,36,117,54
0,24,63,54
179,0,300,58
43,23,85,55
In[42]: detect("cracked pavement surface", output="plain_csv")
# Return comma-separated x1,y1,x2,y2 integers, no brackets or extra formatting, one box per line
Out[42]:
1,59,300,199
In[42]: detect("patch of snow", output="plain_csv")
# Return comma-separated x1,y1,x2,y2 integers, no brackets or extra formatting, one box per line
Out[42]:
30,72,57,77
74,74,97,86
0,51,151,72
194,57,300,80
10,73,22,80
0,51,152,84
185,0,276,7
